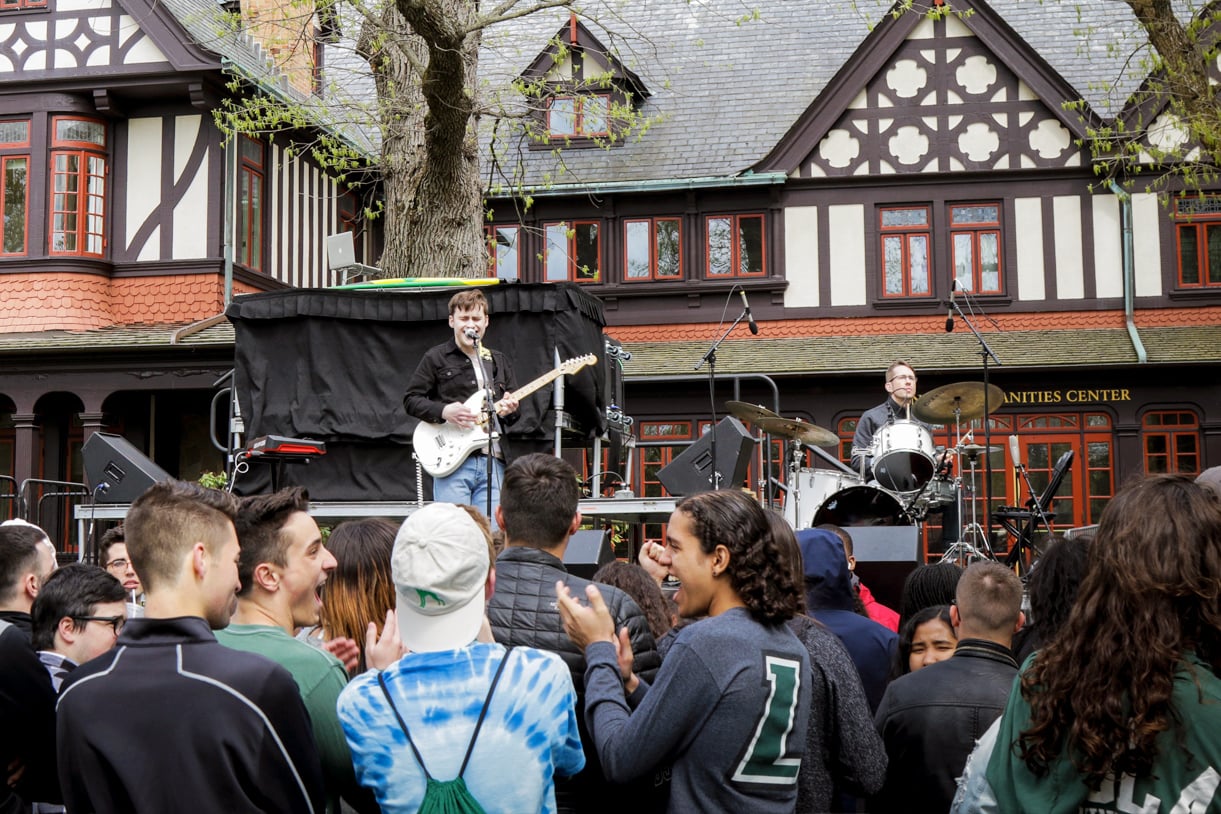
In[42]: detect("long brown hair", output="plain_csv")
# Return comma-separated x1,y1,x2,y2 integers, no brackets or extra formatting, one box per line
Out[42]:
1018,475,1221,786
321,518,397,673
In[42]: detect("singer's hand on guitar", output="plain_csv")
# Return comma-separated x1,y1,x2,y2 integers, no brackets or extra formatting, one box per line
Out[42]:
494,394,519,417
442,401,479,429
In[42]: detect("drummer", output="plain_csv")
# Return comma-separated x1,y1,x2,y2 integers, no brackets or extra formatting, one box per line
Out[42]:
852,361,959,542
851,360,929,479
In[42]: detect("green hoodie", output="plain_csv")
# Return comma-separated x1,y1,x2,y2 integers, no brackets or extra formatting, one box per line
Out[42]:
985,655,1221,813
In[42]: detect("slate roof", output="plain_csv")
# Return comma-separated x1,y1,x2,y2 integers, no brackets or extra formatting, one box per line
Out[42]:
0,322,235,354
478,0,1155,188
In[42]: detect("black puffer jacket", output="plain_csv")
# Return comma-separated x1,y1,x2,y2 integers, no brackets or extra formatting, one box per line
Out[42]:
488,546,660,689
488,546,665,814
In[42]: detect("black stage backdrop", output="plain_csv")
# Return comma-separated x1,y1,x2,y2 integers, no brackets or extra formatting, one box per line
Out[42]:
226,283,607,500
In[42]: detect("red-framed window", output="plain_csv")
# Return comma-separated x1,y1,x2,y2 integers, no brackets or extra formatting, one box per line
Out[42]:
485,224,520,280
1143,410,1201,475
1173,196,1221,289
547,94,609,139
624,217,681,281
1,120,30,256
880,206,931,297
0,0,47,10
545,220,600,282
638,421,692,540
950,203,1002,294
49,117,107,257
237,135,264,272
706,214,765,278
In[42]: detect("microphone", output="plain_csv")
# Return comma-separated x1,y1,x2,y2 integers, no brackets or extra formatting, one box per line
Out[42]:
945,280,956,333
1009,434,1022,471
463,327,480,342
739,289,759,335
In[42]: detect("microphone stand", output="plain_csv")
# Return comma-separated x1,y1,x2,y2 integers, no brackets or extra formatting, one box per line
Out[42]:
694,303,752,491
471,333,497,522
947,291,1002,546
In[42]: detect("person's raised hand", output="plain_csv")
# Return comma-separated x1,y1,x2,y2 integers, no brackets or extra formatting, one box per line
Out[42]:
322,636,361,675
365,609,407,670
556,581,616,650
637,541,668,586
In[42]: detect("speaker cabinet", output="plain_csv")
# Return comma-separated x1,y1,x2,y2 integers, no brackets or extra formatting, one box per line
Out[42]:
845,525,920,611
657,416,755,496
82,433,172,504
563,529,615,579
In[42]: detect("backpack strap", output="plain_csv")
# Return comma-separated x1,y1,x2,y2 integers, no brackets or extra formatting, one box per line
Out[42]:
375,647,515,781
458,646,512,777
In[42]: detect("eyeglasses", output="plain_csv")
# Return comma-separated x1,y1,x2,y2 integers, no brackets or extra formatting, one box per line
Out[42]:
888,375,917,383
75,615,125,635
105,558,129,571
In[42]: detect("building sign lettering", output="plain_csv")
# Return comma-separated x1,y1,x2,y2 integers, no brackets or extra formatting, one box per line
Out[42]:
1003,389,1132,405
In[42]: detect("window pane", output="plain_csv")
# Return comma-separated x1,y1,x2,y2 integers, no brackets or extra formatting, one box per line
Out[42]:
625,221,650,279
951,205,998,225
881,208,927,228
238,172,253,265
546,223,569,281
656,219,680,277
910,235,929,294
707,217,731,276
494,227,518,280
953,233,973,290
1146,435,1168,456
549,98,576,136
574,222,599,281
1180,226,1200,284
1087,441,1111,469
980,232,999,290
56,119,105,147
582,96,608,135
1207,224,1221,284
3,157,26,254
739,216,763,275
883,235,903,295
250,172,262,270
239,136,263,166
0,121,28,145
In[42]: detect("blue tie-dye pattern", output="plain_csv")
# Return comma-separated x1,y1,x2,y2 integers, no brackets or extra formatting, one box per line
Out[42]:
337,642,584,814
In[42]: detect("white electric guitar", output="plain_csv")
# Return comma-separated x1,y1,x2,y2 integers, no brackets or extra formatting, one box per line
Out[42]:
413,353,598,478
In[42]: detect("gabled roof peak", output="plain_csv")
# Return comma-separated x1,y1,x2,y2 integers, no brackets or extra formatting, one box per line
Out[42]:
519,14,649,99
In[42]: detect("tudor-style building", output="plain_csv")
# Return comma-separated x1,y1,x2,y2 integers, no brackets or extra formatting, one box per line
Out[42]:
481,0,1221,557
0,0,373,544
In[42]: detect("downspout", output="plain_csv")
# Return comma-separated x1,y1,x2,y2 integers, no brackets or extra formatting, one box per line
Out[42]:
223,135,236,306
1108,180,1148,363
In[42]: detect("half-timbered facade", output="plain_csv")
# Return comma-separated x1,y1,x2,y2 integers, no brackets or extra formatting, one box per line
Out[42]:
0,0,372,544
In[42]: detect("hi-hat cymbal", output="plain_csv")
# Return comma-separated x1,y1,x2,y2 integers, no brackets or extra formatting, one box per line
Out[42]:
912,382,1006,424
755,416,839,447
959,443,1002,460
725,401,781,424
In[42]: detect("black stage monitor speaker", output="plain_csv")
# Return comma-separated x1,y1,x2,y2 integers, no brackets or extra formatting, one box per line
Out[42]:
82,433,172,504
657,416,755,496
845,525,920,612
563,529,615,579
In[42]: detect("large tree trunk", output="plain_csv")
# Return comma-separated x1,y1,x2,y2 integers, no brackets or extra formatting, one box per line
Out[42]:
361,0,485,278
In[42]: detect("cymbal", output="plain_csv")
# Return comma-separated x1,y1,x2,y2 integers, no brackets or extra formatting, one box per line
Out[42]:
755,416,839,447
912,381,1006,424
959,443,1002,459
725,401,781,424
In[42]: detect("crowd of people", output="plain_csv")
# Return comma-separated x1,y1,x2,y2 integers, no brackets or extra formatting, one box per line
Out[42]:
2,456,1220,812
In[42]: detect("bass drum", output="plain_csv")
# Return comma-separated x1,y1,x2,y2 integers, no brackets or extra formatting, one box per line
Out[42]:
813,485,907,527
785,469,862,529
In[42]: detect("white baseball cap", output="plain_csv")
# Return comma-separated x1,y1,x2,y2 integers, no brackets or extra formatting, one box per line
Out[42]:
392,504,490,653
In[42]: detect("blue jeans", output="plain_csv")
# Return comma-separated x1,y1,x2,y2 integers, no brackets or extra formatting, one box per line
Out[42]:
432,454,504,530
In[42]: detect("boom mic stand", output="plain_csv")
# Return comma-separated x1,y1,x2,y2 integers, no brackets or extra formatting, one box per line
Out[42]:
694,293,753,491
472,332,498,523
947,288,1002,547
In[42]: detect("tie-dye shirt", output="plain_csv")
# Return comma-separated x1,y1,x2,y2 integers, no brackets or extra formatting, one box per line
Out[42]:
337,642,584,814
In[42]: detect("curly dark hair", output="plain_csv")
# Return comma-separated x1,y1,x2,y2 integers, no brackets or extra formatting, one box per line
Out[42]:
674,491,802,625
1014,534,1090,662
1018,475,1221,787
897,561,963,630
593,561,672,640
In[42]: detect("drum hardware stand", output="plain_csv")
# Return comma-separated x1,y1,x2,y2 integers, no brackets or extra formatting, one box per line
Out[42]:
942,444,994,566
695,289,754,490
786,442,805,525
947,284,1003,543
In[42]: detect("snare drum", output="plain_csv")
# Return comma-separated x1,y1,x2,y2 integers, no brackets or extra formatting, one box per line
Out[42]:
784,469,861,529
913,476,957,513
872,420,936,494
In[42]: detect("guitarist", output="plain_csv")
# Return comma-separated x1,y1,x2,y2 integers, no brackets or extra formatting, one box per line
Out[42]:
403,290,519,527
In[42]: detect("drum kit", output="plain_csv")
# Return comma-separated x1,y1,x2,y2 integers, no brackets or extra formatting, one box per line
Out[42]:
729,380,1006,562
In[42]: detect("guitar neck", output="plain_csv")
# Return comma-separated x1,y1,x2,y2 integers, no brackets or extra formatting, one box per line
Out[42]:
511,366,570,401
